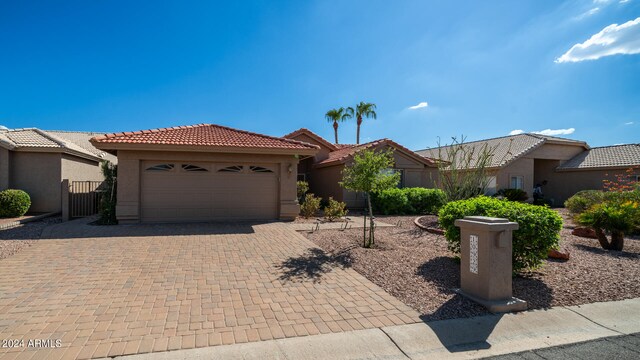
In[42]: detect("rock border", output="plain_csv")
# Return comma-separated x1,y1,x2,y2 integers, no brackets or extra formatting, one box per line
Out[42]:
414,216,445,235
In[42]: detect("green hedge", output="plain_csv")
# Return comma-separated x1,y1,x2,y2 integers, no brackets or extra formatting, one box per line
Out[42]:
0,189,31,218
373,187,446,215
438,196,563,272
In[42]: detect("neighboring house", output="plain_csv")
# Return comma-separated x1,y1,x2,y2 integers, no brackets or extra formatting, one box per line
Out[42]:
416,134,640,205
90,124,319,223
284,128,438,208
0,128,116,213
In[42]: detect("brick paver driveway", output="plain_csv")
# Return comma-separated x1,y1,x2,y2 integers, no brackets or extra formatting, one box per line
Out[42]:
0,220,419,359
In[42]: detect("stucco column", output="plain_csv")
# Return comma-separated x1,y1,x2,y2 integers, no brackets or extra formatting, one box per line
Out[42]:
454,216,527,313
279,157,299,220
0,148,9,190
115,159,140,223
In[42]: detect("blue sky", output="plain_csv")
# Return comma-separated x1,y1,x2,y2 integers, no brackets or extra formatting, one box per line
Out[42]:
1,0,639,149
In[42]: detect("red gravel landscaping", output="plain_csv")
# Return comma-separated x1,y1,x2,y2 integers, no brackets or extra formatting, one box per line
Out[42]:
302,211,640,321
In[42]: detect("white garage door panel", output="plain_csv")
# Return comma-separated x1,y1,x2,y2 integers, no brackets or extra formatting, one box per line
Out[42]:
141,162,278,222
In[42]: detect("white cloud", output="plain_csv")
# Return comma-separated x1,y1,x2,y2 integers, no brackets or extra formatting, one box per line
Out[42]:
625,121,635,125
0,125,7,130
533,128,576,136
408,102,429,110
556,17,640,63
509,129,525,135
619,0,629,3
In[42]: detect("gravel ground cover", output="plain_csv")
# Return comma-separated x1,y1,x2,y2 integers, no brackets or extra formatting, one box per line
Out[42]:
303,211,640,321
0,216,61,260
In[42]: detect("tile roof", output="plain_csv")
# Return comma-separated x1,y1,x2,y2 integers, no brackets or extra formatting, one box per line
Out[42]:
558,144,640,170
415,133,587,169
282,128,338,150
91,124,319,151
0,128,111,161
46,130,118,163
315,138,436,168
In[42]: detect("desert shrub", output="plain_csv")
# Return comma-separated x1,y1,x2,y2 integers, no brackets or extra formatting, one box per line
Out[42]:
565,190,606,215
297,181,309,203
324,197,348,221
495,188,528,202
405,188,447,214
373,187,446,215
438,196,563,272
374,188,409,214
0,189,31,218
300,193,321,218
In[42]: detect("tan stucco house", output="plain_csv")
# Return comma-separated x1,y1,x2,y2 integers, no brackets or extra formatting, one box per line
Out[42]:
417,134,640,205
90,124,319,223
284,128,438,208
0,128,115,213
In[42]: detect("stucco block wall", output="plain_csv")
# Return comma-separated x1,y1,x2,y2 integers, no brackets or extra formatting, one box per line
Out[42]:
0,148,9,190
311,165,345,203
61,154,103,182
114,150,300,223
9,152,62,213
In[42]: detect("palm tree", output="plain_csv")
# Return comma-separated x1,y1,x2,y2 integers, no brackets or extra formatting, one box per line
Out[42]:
347,102,377,144
325,107,352,144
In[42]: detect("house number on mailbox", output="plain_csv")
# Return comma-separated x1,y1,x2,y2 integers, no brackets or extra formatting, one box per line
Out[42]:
470,235,478,274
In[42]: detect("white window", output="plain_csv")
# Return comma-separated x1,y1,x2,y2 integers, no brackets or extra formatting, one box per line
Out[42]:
510,176,524,190
297,173,307,182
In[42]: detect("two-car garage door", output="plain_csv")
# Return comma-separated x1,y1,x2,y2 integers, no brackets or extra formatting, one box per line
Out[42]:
141,161,278,222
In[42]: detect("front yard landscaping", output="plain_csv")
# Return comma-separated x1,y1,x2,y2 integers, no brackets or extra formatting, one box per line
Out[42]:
0,216,61,260
302,210,640,321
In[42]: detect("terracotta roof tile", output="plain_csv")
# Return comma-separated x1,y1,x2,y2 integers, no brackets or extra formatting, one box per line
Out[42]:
282,128,338,150
315,139,435,167
91,124,319,150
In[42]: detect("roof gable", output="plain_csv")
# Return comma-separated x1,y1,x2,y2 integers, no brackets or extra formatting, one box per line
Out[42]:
91,124,319,153
314,138,436,168
282,128,338,151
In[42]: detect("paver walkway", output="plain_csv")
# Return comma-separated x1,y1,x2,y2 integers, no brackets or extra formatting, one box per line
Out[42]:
0,219,419,360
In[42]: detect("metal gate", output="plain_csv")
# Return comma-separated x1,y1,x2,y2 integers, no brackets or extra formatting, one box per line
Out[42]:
69,181,103,218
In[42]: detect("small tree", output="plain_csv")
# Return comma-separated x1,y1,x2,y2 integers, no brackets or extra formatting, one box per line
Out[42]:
98,161,118,225
341,148,400,247
577,199,639,251
435,136,503,201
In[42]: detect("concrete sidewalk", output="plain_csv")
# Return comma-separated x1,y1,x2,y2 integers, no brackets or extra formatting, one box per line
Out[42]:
106,297,640,360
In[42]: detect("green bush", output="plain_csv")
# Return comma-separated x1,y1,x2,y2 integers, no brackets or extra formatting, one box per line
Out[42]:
300,193,321,218
565,190,606,215
495,188,528,202
374,188,409,214
566,189,640,215
324,197,348,221
0,189,31,218
438,196,563,272
373,187,446,215
297,181,309,203
405,188,447,214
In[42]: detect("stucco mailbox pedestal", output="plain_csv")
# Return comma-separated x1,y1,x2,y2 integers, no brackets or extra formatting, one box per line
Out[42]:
454,216,527,313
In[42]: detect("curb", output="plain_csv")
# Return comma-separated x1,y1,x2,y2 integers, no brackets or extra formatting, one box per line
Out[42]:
0,212,59,231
